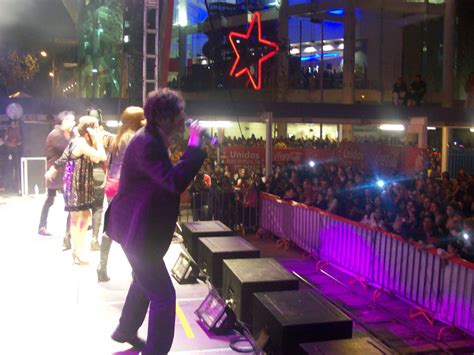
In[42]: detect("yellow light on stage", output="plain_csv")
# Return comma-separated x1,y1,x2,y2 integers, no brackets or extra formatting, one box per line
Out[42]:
40,50,47,57
49,72,54,78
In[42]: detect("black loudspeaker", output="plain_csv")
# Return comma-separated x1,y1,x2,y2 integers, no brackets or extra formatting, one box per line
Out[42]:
171,251,200,284
195,287,237,335
198,236,260,291
252,290,353,355
300,337,394,355
181,221,234,259
222,258,299,326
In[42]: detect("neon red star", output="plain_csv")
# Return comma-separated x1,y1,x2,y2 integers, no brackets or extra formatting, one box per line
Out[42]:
228,11,279,90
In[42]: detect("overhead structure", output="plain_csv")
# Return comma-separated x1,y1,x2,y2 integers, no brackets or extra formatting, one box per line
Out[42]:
142,0,160,105
142,0,174,104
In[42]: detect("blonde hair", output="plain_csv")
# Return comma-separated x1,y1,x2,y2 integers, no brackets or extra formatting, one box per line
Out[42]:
109,106,144,154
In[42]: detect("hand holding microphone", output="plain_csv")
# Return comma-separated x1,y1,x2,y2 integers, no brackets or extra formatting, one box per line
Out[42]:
185,119,218,147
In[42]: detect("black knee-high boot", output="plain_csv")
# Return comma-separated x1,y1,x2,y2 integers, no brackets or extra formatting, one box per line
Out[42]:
97,234,113,282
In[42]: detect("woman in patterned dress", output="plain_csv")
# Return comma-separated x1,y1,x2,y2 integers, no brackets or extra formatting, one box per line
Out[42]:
47,116,106,264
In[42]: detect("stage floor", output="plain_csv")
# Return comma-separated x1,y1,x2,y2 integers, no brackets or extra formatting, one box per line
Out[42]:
0,194,243,355
2,193,474,354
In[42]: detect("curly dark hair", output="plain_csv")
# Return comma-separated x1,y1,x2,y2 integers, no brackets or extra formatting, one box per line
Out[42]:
144,88,185,133
76,116,99,137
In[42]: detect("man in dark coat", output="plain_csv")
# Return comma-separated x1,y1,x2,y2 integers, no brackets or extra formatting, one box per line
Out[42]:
105,89,207,354
38,111,76,240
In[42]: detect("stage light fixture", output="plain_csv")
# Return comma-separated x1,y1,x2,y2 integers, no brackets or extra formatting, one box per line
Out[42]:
376,180,385,188
195,288,236,335
171,252,200,284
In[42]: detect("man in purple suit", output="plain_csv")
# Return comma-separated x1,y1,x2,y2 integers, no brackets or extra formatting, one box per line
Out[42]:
105,88,207,354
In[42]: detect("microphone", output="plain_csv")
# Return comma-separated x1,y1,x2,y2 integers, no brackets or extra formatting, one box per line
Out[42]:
185,119,218,145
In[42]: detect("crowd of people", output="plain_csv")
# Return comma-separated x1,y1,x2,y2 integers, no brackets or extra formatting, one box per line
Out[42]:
185,142,473,263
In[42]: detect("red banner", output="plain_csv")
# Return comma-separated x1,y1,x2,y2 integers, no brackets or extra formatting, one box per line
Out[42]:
222,144,425,174
222,147,265,171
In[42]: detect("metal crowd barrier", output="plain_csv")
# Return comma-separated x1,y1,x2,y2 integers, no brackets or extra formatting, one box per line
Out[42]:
179,190,259,233
448,148,474,177
259,192,474,336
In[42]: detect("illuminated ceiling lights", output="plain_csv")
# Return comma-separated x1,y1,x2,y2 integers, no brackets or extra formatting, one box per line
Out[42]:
427,127,437,130
199,121,233,128
378,124,405,131
327,8,344,15
322,44,334,51
300,52,341,61
303,46,317,53
290,48,300,55
470,128,474,133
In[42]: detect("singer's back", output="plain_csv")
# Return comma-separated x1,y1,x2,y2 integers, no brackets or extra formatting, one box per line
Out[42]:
104,127,206,258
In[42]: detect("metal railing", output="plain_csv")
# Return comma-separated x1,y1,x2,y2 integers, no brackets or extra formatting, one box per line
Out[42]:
260,192,474,336
448,148,474,177
179,190,260,233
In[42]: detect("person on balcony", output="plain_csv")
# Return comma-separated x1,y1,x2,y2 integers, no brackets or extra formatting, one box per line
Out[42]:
392,77,407,106
407,74,427,107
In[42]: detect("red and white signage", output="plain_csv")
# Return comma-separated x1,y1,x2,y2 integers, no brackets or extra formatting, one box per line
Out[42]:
222,144,425,174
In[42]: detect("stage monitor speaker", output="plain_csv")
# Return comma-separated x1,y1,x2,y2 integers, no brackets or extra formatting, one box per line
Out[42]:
181,220,234,259
300,337,394,355
252,290,353,355
171,251,199,284
198,236,260,291
21,157,47,195
195,287,237,335
222,258,299,326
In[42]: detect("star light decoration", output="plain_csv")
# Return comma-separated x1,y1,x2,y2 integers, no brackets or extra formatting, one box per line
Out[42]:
228,12,279,90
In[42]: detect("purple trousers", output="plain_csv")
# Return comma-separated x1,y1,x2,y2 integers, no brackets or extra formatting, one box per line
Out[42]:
117,248,176,355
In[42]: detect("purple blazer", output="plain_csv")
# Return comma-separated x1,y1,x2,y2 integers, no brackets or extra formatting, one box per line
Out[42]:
104,127,206,258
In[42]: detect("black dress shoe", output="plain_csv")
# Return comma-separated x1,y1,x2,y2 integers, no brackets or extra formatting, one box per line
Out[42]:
111,330,146,350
